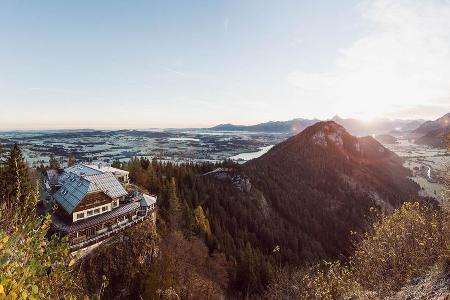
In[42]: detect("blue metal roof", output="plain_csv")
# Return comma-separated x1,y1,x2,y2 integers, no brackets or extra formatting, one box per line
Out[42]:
54,169,128,215
53,173,90,214
65,164,102,176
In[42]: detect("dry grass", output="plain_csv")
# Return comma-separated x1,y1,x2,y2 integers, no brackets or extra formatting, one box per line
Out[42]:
265,201,450,299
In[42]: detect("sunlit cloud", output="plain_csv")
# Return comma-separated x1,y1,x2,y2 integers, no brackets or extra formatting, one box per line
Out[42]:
288,0,450,120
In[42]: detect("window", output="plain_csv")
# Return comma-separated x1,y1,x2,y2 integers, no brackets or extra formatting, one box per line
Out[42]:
102,206,108,212
76,212,84,219
112,200,118,208
94,208,100,214
87,210,93,216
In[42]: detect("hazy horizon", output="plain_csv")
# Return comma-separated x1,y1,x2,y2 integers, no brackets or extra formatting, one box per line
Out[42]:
0,114,434,132
1,0,450,129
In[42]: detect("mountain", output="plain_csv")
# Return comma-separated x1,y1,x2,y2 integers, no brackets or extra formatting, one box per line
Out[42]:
331,115,424,136
247,121,418,211
148,121,420,293
237,121,419,262
410,113,450,147
374,134,398,144
210,118,319,134
65,122,424,296
210,116,425,136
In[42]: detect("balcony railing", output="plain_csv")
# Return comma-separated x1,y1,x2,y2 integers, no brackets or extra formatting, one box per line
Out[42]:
70,211,153,251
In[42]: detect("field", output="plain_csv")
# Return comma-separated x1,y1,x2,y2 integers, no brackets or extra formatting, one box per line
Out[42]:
0,129,286,166
2,130,448,201
384,139,449,202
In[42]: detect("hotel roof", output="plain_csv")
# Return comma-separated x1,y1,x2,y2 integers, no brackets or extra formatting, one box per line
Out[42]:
54,167,127,214
86,164,130,175
65,164,103,177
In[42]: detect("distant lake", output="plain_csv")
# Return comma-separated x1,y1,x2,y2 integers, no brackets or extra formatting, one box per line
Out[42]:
168,137,200,142
230,145,274,162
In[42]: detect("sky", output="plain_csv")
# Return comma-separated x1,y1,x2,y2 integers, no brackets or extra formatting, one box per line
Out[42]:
0,0,449,129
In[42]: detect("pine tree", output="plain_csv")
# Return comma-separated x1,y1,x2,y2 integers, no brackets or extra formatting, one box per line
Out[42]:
0,175,79,298
194,205,211,236
67,154,76,167
168,178,180,213
4,144,31,208
182,201,195,234
111,159,121,169
48,153,60,169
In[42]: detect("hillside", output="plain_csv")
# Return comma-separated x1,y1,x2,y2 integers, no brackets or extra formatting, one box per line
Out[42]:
247,121,418,211
202,121,420,292
0,133,435,299
210,116,424,136
331,115,424,136
102,121,420,296
411,113,450,147
374,134,398,144
210,118,319,134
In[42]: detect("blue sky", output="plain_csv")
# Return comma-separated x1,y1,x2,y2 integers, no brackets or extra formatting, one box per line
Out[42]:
0,0,449,129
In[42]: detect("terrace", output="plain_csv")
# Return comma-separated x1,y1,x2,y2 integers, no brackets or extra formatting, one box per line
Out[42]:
52,195,156,251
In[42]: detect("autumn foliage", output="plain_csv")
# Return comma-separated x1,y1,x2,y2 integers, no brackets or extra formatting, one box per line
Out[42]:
265,201,450,299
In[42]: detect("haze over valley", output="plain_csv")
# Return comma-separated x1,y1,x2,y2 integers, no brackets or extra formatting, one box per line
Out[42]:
1,1,450,299
2,113,448,202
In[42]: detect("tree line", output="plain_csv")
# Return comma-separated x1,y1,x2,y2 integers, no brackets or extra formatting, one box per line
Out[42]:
0,143,80,299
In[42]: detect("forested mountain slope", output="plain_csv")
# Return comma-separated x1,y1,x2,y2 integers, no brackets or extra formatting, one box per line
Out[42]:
121,122,420,295
81,121,422,297
240,121,419,262
410,113,450,147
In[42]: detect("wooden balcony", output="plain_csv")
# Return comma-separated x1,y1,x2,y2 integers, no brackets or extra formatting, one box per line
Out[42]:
69,212,153,251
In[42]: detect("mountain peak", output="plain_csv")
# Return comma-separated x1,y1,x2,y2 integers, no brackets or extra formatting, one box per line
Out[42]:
331,115,342,121
410,112,450,147
307,120,346,133
247,121,418,213
300,121,348,148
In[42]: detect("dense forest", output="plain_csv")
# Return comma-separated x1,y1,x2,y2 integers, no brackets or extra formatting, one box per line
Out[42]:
0,126,448,299
99,122,423,296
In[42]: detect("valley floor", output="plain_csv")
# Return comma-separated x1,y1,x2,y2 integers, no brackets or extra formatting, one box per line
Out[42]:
384,139,449,202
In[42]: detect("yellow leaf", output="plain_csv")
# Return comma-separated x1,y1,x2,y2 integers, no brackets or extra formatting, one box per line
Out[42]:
68,258,76,267
31,285,38,294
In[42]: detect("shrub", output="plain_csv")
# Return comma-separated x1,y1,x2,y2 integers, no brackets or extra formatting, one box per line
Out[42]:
264,201,450,299
0,207,79,299
352,202,448,297
264,261,374,300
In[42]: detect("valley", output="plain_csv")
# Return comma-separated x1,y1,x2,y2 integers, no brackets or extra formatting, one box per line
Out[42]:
2,1,450,297
1,125,448,203
0,129,285,166
383,138,449,202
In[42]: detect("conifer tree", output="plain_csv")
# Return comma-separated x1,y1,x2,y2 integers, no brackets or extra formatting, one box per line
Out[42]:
111,159,121,169
168,178,180,212
0,167,79,299
4,143,31,208
67,154,76,167
48,153,60,169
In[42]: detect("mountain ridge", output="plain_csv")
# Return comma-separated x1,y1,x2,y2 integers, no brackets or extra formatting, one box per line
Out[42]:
210,116,426,136
410,113,450,147
223,120,422,264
